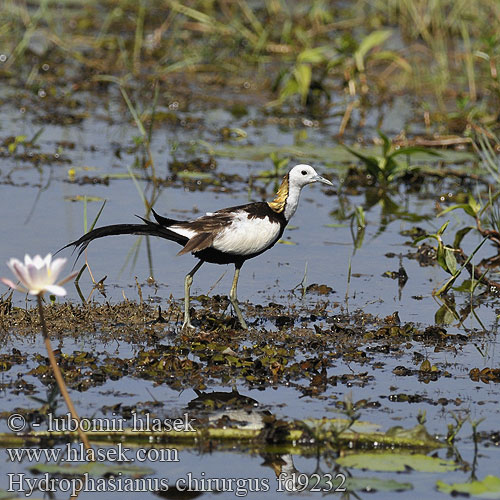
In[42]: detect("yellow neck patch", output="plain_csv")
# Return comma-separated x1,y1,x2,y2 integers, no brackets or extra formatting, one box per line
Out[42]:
268,175,289,213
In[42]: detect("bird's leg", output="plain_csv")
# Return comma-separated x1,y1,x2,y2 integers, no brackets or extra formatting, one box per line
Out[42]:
229,264,248,330
183,260,204,329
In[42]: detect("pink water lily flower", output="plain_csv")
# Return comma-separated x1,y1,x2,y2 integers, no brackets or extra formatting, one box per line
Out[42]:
1,253,77,296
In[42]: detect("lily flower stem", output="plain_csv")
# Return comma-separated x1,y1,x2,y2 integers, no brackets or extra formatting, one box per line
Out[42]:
36,294,92,454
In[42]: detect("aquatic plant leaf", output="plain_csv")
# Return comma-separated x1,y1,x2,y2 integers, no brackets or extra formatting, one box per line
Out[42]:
438,203,476,218
371,50,412,72
269,151,289,173
435,236,489,296
168,1,214,27
354,205,366,228
453,226,473,248
354,30,392,71
278,78,299,102
337,452,458,472
176,171,213,180
437,221,450,236
436,475,500,498
342,144,381,178
7,135,27,154
297,46,330,64
342,144,379,167
436,245,448,273
106,173,139,179
420,359,432,371
347,477,413,492
453,279,474,292
385,160,410,182
435,304,458,325
384,423,438,446
444,248,457,275
412,233,434,245
468,194,482,215
343,136,440,184
389,146,441,159
378,130,392,157
294,63,312,103
301,418,381,434
201,142,466,165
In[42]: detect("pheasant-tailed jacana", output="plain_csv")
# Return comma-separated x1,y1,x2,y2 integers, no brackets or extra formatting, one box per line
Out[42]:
63,164,333,329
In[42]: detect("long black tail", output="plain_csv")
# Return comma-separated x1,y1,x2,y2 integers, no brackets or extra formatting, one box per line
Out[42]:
59,219,188,260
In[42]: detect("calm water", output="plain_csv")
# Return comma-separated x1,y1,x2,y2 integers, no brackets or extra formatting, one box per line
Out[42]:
1,89,500,499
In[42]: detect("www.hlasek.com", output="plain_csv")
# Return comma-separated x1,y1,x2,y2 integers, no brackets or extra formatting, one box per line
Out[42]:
7,442,179,464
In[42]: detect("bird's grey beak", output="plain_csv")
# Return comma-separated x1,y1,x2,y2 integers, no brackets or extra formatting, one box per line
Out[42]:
314,174,333,186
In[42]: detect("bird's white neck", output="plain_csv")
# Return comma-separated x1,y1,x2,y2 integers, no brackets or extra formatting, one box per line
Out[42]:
283,182,301,221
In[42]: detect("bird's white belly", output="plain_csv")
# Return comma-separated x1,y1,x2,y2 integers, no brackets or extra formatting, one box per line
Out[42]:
212,215,281,255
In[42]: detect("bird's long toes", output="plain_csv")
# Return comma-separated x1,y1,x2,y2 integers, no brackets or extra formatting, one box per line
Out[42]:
182,321,196,330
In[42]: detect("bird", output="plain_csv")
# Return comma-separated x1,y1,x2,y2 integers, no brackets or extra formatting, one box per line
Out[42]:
62,164,333,330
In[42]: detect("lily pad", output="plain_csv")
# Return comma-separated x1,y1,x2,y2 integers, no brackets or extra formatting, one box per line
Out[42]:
201,142,353,164
337,452,458,472
301,418,381,434
437,475,500,499
200,141,474,166
176,170,213,180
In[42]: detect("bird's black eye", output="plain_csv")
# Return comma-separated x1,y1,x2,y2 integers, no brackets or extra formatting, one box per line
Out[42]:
301,170,307,175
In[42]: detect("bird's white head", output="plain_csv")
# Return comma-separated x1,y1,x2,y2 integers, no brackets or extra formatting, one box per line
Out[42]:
288,164,333,188
268,164,333,220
